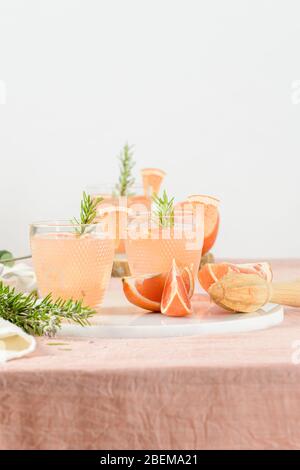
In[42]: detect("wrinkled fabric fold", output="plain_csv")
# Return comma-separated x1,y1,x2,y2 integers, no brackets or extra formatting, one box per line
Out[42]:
0,318,36,362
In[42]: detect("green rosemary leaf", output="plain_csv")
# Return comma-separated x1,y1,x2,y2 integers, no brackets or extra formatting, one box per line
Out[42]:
152,190,175,228
113,143,136,197
72,191,103,235
0,282,95,337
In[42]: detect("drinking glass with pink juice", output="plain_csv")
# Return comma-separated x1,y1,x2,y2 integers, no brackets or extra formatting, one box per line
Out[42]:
125,207,204,278
87,185,151,254
30,221,115,308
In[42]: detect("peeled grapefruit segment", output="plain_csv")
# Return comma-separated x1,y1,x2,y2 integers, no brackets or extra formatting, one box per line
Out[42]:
141,168,166,196
198,262,273,292
187,195,220,255
161,260,192,317
122,266,194,312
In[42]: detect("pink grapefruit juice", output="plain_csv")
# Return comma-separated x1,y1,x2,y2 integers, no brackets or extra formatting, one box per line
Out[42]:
31,232,114,307
125,227,203,278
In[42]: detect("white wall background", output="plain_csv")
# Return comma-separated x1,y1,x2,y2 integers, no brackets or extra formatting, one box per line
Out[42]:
0,0,299,258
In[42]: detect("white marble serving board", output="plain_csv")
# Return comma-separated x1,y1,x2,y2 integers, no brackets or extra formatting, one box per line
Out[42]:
58,282,284,338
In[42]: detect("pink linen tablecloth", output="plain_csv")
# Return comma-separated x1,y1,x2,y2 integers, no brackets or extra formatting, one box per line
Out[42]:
0,260,300,450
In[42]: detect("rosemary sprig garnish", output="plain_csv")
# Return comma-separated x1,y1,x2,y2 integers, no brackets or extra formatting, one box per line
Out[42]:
152,190,175,228
0,282,94,337
71,191,102,235
113,143,135,197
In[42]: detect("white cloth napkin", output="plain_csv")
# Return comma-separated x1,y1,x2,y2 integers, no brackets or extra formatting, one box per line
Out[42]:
0,318,36,363
0,262,37,362
0,262,37,293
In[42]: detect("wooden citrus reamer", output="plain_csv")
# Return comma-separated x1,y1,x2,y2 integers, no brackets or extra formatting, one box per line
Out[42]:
208,273,300,313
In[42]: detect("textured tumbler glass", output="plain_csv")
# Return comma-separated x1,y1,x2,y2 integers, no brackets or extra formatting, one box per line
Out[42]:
125,208,204,278
30,221,115,308
86,184,151,254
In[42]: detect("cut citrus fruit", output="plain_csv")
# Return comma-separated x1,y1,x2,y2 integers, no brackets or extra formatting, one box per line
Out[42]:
187,195,220,255
122,275,161,312
161,260,192,317
198,262,273,292
141,168,166,196
133,266,194,300
122,265,194,312
134,272,167,303
128,194,152,210
181,266,195,298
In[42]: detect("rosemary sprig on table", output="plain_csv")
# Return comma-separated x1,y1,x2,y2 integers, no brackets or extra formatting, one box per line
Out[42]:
152,190,175,228
0,282,94,337
113,143,135,197
71,191,103,235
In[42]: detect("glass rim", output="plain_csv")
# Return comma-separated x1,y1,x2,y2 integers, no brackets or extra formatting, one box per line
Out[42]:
129,210,196,217
30,219,102,229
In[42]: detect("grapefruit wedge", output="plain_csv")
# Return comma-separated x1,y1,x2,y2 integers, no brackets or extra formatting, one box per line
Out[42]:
161,260,192,317
175,194,220,255
122,266,194,312
122,275,161,312
198,262,273,292
133,266,194,300
141,168,166,196
187,195,220,255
